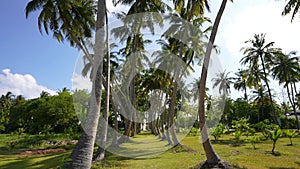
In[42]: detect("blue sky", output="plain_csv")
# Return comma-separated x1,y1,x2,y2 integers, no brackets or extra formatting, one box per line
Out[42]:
0,0,299,100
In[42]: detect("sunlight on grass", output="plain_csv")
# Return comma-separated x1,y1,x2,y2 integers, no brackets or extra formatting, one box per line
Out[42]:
0,133,299,169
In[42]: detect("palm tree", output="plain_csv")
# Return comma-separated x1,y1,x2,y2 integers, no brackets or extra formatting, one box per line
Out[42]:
240,33,280,125
282,0,300,21
25,0,96,53
198,0,232,167
233,69,249,101
68,0,107,168
272,52,300,129
212,70,233,98
26,0,106,167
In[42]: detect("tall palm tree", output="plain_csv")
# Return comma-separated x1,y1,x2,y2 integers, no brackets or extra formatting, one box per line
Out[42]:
272,52,300,129
26,0,106,167
240,33,280,125
198,0,232,167
233,69,249,101
68,0,106,168
282,0,300,21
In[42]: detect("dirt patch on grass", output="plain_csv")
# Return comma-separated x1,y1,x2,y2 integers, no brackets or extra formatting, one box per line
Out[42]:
19,148,66,156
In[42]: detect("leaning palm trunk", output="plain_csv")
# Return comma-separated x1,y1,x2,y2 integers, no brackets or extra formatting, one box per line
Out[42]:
169,83,181,146
93,8,111,162
260,55,278,125
287,81,300,129
65,0,106,168
198,0,230,167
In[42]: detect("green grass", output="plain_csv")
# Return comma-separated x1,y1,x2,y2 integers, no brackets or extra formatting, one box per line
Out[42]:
0,132,299,169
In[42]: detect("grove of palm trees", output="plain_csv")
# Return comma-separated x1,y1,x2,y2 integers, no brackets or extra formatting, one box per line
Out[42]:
0,0,299,169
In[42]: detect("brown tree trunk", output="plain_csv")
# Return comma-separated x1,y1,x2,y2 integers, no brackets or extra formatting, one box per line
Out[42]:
169,83,181,146
198,0,229,166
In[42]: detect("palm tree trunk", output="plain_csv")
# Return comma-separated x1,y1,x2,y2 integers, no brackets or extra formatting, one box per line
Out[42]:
169,83,182,146
260,55,278,125
93,8,111,162
287,81,300,129
198,0,229,166
65,0,105,167
111,103,119,146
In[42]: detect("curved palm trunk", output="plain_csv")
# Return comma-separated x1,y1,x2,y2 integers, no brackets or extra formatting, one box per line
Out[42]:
260,55,278,125
65,1,106,168
198,0,229,166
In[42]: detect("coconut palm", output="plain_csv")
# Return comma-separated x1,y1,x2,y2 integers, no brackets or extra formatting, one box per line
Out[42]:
240,33,280,125
282,0,300,21
25,0,96,51
233,69,249,101
212,70,233,97
272,52,300,129
197,0,233,167
68,0,107,168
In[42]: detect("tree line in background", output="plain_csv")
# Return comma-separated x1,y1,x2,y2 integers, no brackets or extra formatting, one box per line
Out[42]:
18,0,300,168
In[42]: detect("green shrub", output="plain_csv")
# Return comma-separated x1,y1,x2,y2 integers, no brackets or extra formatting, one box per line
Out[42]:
284,130,298,145
211,123,225,142
188,127,199,136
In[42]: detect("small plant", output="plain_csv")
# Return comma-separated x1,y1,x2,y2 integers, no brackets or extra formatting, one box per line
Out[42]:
211,123,225,142
284,130,298,145
231,118,251,145
233,130,243,145
267,125,282,154
249,136,260,150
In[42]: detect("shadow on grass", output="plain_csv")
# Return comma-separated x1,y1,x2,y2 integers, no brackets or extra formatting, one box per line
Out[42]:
190,161,247,169
0,152,69,169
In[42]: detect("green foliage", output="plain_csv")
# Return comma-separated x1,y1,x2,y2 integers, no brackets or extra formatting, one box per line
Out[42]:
249,136,260,150
187,127,199,136
284,129,298,145
6,90,83,135
280,116,298,129
266,125,282,154
211,123,225,142
231,118,255,145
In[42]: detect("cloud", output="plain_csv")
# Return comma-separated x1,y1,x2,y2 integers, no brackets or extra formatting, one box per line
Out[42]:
223,2,300,59
71,73,92,92
0,69,56,99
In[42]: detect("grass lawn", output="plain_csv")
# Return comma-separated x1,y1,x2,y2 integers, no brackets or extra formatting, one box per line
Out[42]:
0,132,299,169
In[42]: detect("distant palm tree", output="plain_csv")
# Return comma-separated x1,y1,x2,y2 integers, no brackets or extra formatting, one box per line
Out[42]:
212,70,233,97
241,33,280,125
272,52,300,129
233,69,249,101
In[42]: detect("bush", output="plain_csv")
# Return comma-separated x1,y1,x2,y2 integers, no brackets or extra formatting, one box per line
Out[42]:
188,127,199,136
280,116,298,129
211,123,225,142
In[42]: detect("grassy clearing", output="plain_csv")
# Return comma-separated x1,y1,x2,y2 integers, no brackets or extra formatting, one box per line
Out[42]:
0,133,299,169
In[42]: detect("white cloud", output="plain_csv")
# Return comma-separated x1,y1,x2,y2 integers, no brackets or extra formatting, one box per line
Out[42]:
71,73,92,92
223,2,300,59
0,69,56,99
